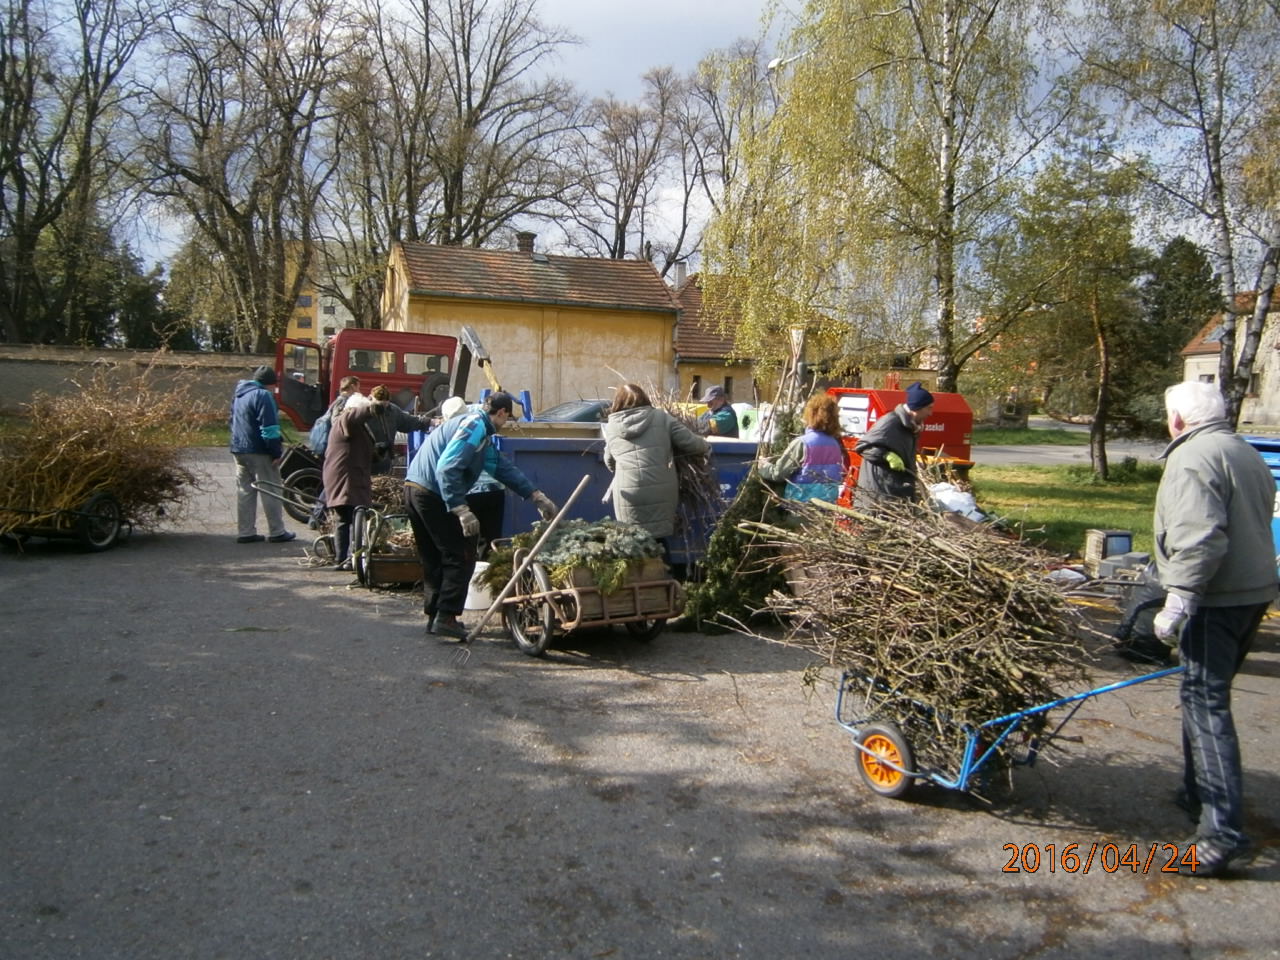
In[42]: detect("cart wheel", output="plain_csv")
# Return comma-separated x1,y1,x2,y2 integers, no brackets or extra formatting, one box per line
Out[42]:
76,492,122,552
855,722,915,798
282,468,323,524
504,559,556,657
625,618,666,641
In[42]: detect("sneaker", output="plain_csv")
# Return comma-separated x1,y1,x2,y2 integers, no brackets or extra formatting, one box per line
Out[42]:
268,531,297,543
432,615,468,641
1178,837,1254,878
236,534,265,543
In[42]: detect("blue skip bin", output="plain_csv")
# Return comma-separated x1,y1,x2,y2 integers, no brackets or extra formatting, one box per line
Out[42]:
1242,436,1280,567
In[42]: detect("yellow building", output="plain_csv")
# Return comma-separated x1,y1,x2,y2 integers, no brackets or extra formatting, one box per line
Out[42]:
381,234,680,409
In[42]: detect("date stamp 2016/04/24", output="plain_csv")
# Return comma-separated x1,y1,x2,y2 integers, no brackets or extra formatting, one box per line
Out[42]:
1002,842,1200,874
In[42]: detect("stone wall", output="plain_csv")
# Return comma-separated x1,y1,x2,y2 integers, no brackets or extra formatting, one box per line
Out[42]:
0,345,271,418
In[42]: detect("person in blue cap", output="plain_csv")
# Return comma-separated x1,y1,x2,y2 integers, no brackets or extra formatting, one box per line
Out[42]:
698,385,739,438
229,365,296,544
403,391,558,640
852,381,934,509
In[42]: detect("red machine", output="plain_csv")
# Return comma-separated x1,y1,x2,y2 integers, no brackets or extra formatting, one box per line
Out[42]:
827,386,974,490
273,328,461,430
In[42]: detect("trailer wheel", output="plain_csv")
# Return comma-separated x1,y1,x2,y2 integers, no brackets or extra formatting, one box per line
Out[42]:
505,559,556,657
625,618,666,641
282,468,323,524
856,722,914,798
76,492,122,552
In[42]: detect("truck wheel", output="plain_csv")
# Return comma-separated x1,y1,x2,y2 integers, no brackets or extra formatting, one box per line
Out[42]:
625,618,666,641
419,372,451,413
76,492,122,552
282,468,323,524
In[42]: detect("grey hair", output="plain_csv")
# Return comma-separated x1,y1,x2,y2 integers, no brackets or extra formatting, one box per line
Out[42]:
1165,381,1226,426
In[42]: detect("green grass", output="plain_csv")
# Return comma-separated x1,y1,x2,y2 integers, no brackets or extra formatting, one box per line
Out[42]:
971,461,1161,557
971,425,1089,445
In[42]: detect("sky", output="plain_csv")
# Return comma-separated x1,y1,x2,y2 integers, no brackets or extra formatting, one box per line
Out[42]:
536,0,779,100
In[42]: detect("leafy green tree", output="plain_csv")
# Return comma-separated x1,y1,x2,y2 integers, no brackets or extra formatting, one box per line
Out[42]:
705,0,1069,384
990,152,1147,476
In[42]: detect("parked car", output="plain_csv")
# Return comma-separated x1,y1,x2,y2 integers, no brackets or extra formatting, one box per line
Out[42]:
532,399,611,422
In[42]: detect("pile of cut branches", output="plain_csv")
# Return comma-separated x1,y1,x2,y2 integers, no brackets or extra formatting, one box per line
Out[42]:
370,475,404,513
480,518,663,596
651,392,723,531
741,497,1090,775
0,366,202,536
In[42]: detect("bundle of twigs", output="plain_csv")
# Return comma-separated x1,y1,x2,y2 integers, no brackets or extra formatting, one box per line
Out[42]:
370,475,404,512
741,497,1090,775
651,391,723,528
0,366,202,535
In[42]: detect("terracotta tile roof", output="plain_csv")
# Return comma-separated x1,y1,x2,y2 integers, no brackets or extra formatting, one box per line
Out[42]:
1181,289,1277,356
673,273,744,361
397,242,677,314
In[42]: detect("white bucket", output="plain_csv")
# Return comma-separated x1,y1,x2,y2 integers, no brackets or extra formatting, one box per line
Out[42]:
465,561,494,611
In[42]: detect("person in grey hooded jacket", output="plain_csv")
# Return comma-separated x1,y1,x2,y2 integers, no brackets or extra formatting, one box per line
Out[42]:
1151,381,1278,877
602,383,710,544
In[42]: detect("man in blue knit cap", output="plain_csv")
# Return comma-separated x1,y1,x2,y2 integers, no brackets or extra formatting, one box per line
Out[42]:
852,381,935,509
403,392,558,640
229,365,296,544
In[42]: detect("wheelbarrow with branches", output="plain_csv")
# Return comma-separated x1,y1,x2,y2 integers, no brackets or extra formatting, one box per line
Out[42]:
1,491,129,552
835,663,1184,799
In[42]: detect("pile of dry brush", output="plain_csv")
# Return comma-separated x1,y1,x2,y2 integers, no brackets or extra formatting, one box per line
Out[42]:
741,497,1091,775
0,367,202,536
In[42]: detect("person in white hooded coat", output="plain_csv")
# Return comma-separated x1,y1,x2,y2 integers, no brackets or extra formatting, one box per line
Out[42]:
602,383,710,542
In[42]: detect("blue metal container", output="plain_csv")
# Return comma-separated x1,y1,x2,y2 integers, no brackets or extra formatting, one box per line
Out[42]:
1242,436,1280,562
492,431,758,566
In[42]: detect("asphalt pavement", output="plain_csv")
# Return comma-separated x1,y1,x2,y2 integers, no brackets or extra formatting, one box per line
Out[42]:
2,449,1278,959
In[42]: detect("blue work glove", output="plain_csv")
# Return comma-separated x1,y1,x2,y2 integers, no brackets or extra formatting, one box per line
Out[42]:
1153,593,1197,643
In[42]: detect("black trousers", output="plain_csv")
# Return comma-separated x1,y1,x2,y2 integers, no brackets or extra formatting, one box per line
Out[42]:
466,489,505,560
404,483,476,619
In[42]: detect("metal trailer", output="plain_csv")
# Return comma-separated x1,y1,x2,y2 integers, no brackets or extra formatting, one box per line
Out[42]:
1,491,127,552
835,664,1185,798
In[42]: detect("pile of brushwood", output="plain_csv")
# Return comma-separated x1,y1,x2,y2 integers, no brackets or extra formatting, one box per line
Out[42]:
366,475,415,552
740,496,1090,777
480,517,664,595
0,368,201,537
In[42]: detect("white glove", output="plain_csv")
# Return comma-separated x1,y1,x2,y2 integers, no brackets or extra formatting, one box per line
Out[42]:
530,490,558,521
1153,593,1198,642
451,504,480,538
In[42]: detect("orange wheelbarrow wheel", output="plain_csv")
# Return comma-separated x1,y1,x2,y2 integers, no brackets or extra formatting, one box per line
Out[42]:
856,722,915,798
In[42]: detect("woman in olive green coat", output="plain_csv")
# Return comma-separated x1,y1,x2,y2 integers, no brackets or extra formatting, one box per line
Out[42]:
602,383,710,540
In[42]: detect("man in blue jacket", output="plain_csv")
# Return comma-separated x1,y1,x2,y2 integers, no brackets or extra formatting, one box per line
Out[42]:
404,392,557,640
229,366,296,544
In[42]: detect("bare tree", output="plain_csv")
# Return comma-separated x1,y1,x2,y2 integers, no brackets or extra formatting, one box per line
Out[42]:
1075,0,1280,422
423,0,582,246
135,0,353,352
0,0,154,344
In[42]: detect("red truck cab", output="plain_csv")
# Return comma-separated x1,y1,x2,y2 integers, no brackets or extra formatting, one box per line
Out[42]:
274,328,459,430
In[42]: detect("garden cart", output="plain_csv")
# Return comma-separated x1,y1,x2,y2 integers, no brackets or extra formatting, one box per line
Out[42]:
1,491,127,552
835,663,1184,798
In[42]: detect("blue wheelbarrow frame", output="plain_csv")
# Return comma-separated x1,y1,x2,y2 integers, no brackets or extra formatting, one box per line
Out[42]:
835,663,1185,796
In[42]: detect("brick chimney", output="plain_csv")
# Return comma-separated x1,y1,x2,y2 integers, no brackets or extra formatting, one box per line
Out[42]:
516,231,536,253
